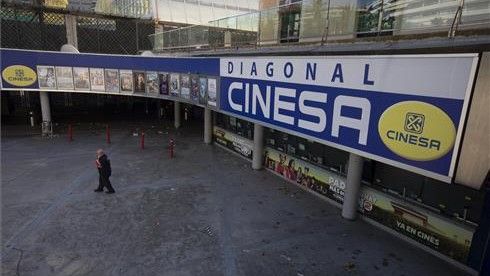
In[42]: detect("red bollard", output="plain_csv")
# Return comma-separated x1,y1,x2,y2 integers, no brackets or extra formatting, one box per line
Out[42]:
68,124,73,142
169,138,174,158
140,132,145,150
106,124,111,144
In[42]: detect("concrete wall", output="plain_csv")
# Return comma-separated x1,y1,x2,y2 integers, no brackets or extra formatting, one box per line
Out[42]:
456,52,490,189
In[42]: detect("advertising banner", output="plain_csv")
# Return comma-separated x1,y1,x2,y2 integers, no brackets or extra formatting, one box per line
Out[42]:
264,147,474,263
214,127,253,159
220,55,479,182
0,49,219,91
265,147,345,203
358,186,474,263
1,49,479,182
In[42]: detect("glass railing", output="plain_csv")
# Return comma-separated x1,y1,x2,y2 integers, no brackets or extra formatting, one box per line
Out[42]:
150,0,490,51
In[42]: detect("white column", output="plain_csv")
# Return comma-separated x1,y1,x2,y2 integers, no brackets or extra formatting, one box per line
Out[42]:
224,31,232,47
204,108,212,144
174,101,181,129
342,153,364,220
252,123,264,170
64,15,78,48
40,91,51,135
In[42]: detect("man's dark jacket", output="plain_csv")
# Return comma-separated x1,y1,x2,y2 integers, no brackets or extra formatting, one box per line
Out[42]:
98,154,111,177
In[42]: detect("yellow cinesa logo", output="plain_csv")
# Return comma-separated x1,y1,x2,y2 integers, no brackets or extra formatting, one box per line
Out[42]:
378,101,456,161
2,65,37,87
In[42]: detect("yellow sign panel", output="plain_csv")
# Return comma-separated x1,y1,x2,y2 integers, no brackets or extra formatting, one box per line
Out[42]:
43,0,68,9
378,101,456,161
2,65,37,87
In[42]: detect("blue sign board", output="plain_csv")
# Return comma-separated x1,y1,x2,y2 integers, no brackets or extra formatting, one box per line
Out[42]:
0,49,479,182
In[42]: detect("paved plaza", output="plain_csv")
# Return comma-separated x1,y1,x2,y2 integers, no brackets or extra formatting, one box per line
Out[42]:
1,122,470,275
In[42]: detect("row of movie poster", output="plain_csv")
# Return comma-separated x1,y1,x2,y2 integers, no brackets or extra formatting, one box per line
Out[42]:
36,66,218,107
263,146,475,264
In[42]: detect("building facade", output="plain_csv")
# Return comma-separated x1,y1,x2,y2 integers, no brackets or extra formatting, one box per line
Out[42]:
1,0,489,273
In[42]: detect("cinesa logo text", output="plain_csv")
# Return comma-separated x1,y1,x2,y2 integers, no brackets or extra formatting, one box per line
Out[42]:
378,101,456,161
2,65,37,87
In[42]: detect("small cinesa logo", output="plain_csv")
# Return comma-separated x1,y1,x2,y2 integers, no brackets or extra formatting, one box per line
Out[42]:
2,65,37,87
378,101,456,161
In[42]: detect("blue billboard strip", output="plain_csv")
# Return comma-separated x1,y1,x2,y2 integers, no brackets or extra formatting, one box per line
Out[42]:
0,48,221,108
0,49,479,182
0,48,219,89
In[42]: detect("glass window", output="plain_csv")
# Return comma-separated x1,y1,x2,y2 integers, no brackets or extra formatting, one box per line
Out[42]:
391,0,459,31
421,179,484,223
462,0,490,25
279,10,301,43
327,0,357,36
356,0,381,34
299,0,327,40
286,135,298,155
373,162,424,200
229,116,237,132
265,128,276,147
307,141,324,165
259,8,279,44
322,145,348,173
362,159,375,183
296,138,309,160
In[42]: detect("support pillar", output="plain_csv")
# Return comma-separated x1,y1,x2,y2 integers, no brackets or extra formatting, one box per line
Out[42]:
341,153,364,220
174,101,181,129
224,31,232,47
40,91,52,135
252,123,264,170
64,15,78,48
204,108,212,144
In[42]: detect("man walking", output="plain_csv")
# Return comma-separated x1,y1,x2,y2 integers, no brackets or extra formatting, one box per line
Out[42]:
94,149,115,194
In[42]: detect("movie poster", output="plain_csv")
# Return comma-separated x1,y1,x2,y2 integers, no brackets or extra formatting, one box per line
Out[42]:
37,66,57,89
207,77,217,107
264,147,345,203
54,66,74,90
158,72,169,95
133,71,146,93
180,74,190,99
104,69,119,93
358,187,474,263
190,75,200,103
120,70,133,93
214,127,254,159
89,68,105,91
169,73,180,97
199,77,207,105
73,67,90,90
263,146,475,263
146,71,159,94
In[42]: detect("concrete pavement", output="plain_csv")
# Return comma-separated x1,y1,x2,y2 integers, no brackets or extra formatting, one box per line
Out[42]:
1,122,470,275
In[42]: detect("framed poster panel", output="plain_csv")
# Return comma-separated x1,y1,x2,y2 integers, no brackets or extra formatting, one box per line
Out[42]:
73,67,90,90
55,66,74,90
133,71,146,93
37,66,57,89
120,70,133,93
89,68,105,91
146,71,159,94
104,69,120,93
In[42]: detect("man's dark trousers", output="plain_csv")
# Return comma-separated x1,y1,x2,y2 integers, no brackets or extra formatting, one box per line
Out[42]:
97,174,115,192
